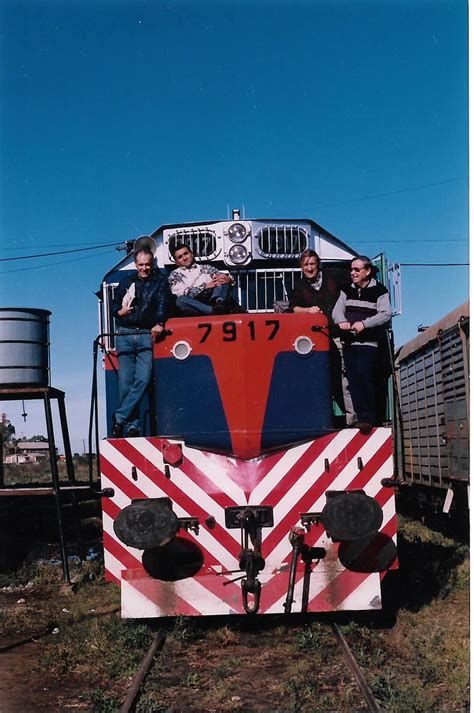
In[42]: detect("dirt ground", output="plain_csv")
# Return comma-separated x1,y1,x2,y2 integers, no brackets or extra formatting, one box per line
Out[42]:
0,573,469,712
0,518,469,712
1,642,88,712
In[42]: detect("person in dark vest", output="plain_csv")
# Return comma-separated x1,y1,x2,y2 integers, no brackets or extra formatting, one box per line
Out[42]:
332,255,392,433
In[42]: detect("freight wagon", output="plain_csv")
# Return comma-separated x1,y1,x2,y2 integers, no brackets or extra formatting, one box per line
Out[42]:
396,301,469,524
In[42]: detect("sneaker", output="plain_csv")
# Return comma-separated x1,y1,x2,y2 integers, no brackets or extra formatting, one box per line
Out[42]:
356,421,373,435
112,415,123,438
126,427,140,437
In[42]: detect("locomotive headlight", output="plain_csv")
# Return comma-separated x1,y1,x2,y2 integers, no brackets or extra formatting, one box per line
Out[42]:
172,341,192,361
228,222,247,243
293,336,314,355
229,244,249,264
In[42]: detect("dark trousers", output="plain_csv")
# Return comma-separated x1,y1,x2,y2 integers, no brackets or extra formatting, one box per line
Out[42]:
343,345,378,425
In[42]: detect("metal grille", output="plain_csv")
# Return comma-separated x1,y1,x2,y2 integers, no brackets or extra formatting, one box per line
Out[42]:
233,268,300,313
256,225,308,257
168,229,217,259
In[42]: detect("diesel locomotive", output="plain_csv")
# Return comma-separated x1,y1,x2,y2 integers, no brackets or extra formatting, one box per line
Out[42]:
96,212,400,617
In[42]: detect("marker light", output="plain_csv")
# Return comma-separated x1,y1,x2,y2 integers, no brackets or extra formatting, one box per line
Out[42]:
172,341,192,361
228,222,247,243
293,336,314,355
229,244,249,264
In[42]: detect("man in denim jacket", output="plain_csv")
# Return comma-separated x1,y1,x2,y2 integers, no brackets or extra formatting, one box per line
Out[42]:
112,244,170,437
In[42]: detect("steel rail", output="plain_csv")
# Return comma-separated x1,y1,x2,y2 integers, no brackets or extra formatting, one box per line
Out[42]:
119,629,167,713
0,624,54,653
330,623,382,713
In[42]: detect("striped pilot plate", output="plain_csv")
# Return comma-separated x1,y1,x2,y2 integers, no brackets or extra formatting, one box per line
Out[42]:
100,428,397,617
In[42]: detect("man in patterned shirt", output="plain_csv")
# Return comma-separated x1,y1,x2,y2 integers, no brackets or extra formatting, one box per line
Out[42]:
169,244,235,315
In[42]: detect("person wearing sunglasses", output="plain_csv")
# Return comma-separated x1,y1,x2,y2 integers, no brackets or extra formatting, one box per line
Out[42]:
332,255,392,433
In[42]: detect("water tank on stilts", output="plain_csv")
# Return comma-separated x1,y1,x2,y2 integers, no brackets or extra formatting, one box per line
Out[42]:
0,308,51,387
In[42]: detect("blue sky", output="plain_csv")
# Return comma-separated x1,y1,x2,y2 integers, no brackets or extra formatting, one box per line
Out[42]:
0,0,468,452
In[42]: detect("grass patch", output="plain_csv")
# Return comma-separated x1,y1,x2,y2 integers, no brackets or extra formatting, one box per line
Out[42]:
3,460,92,486
0,512,468,712
397,515,468,610
336,519,469,712
293,621,333,653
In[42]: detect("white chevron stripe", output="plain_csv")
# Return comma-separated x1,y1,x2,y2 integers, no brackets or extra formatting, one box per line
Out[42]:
122,579,161,618
266,570,381,614
103,545,126,583
272,430,357,523
100,441,168,499
101,473,134,512
364,469,394,499
264,565,336,614
337,573,381,610
380,498,397,529
173,577,239,615
122,575,240,616
101,429,397,617
307,429,392,513
247,440,316,504
103,433,395,578
269,436,393,564
179,444,247,503
126,440,242,545
101,447,240,571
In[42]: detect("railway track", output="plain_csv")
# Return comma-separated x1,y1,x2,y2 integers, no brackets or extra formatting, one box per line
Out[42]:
117,622,383,713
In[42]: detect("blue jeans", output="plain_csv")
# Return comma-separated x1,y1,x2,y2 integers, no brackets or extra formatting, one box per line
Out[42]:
115,327,153,434
176,285,231,315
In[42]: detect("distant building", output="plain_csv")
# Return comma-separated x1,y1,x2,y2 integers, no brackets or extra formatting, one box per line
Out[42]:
3,441,58,464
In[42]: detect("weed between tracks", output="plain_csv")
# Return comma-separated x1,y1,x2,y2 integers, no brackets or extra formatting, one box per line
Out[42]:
0,516,469,712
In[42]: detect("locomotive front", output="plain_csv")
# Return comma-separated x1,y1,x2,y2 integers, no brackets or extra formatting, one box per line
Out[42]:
97,214,398,617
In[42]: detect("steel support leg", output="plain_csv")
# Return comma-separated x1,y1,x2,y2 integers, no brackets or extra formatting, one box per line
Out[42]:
43,393,70,583
57,393,75,484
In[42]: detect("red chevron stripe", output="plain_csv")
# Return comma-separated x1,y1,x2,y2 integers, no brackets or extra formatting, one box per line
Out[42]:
105,570,119,584
103,530,143,573
112,440,242,560
101,452,151,501
263,432,392,556
170,438,292,499
262,435,336,508
307,568,375,611
102,496,120,521
189,574,247,612
339,437,392,492
380,514,398,571
262,434,367,555
375,485,396,507
169,454,240,509
101,432,396,616
260,505,397,612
